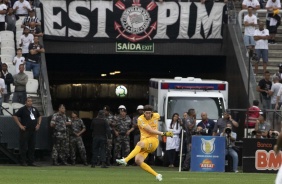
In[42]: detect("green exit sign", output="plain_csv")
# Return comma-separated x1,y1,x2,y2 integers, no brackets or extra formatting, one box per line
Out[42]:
116,42,154,53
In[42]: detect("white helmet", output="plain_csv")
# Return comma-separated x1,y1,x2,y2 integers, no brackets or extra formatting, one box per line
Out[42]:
118,105,126,110
136,105,144,110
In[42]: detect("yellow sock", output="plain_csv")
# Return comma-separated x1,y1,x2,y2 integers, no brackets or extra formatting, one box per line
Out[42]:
125,145,141,163
140,162,158,176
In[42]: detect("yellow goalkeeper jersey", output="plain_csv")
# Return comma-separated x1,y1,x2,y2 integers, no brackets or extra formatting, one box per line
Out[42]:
138,113,160,140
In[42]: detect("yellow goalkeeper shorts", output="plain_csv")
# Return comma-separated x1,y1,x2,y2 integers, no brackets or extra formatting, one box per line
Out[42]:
139,137,159,158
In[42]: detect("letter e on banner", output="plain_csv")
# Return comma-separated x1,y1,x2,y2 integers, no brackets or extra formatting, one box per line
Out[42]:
41,0,66,36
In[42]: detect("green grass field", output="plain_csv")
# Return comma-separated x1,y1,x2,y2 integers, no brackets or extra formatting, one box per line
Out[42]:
0,165,277,184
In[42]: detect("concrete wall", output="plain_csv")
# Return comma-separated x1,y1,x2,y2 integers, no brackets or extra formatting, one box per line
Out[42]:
0,116,52,150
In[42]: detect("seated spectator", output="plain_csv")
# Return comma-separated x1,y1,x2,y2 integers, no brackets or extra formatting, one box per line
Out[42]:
245,100,260,128
21,8,40,28
254,130,263,138
13,0,31,16
255,111,271,138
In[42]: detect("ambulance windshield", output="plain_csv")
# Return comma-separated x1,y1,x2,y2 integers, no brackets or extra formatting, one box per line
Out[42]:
167,97,225,120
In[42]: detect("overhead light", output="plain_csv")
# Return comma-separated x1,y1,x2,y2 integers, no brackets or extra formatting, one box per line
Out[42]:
114,71,121,74
73,84,81,86
101,74,107,77
110,72,115,75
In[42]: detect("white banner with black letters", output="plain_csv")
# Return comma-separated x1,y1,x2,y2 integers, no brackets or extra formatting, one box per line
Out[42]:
41,0,227,42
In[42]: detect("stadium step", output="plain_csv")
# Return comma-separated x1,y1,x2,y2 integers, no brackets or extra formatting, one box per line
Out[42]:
0,143,19,164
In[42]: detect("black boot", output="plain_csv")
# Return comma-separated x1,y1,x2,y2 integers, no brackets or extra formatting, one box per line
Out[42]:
71,160,76,166
53,160,59,166
101,162,109,168
106,159,111,166
61,160,70,166
83,161,88,166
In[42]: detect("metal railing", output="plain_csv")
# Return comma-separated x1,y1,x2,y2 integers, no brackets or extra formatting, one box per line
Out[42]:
228,108,282,139
38,38,53,116
227,0,237,24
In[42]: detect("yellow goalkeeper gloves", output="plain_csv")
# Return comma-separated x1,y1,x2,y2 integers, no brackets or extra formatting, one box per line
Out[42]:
162,131,173,137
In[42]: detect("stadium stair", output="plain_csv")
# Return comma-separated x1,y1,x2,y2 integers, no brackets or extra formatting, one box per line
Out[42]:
0,8,53,163
235,2,282,82
0,141,19,164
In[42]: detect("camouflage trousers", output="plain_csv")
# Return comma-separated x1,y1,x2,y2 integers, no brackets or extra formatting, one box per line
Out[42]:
114,135,130,159
70,136,87,163
106,139,112,161
65,135,70,160
52,136,67,163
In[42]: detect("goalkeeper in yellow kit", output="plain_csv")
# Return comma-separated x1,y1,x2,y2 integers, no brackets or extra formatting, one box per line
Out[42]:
116,105,173,181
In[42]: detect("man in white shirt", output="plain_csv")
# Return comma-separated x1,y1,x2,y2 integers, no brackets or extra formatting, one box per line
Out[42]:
275,83,282,110
243,7,257,58
242,0,260,9
254,22,269,75
269,76,282,130
265,0,281,44
19,26,34,59
0,0,7,31
13,0,31,16
269,76,282,109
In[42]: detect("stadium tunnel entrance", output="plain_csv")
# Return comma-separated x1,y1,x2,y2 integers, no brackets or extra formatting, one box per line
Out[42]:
46,54,227,115
45,54,228,166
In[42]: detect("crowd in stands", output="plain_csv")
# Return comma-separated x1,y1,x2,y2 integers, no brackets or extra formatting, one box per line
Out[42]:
244,67,282,138
0,0,280,173
242,0,281,75
0,0,44,115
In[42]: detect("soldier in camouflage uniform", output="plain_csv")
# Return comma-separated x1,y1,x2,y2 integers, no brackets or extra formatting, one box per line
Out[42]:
65,116,72,162
113,105,134,163
103,105,115,166
69,111,88,166
50,104,71,165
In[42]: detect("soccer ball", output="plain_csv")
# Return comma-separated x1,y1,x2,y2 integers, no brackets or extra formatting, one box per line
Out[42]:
115,85,127,97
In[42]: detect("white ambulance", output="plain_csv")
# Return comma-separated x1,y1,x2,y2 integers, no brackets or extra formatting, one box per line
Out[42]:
149,77,229,156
